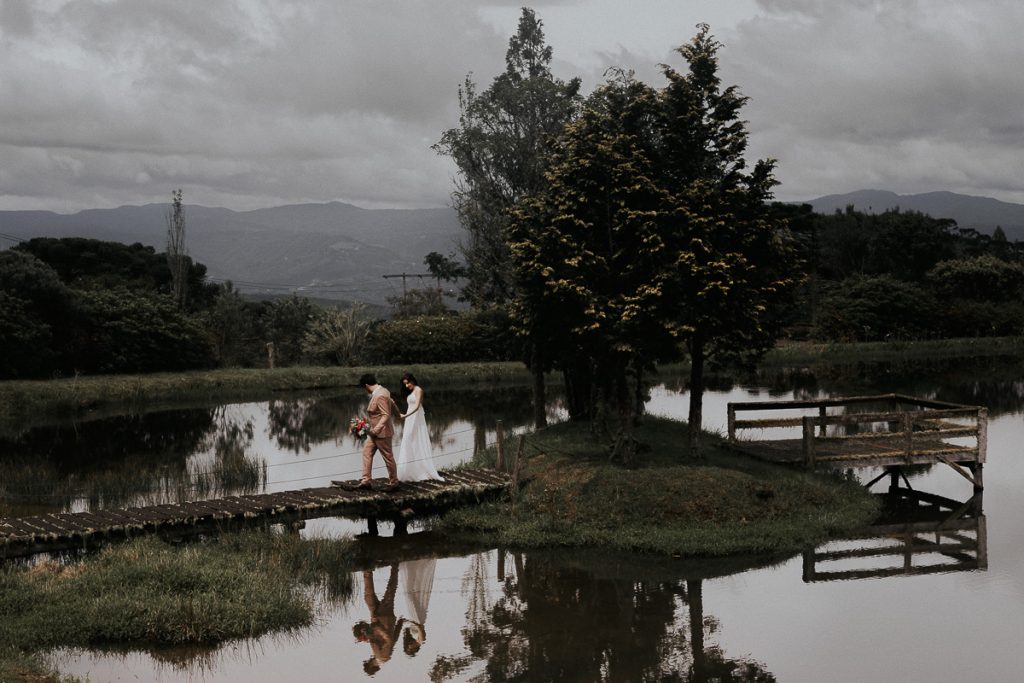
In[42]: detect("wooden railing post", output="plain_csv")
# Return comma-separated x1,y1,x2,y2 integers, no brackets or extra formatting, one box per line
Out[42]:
727,404,736,441
802,416,816,470
903,412,913,460
977,408,988,464
495,420,505,471
818,405,827,437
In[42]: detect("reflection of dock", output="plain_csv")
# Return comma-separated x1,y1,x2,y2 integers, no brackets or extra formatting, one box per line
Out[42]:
0,469,513,559
802,488,987,582
727,394,987,490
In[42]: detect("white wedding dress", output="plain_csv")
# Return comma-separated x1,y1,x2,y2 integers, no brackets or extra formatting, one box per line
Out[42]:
397,391,443,481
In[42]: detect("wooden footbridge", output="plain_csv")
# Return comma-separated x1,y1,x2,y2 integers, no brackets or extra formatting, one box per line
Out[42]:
0,469,514,560
727,393,987,490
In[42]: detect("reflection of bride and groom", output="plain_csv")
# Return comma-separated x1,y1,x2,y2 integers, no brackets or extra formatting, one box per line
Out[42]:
348,372,444,491
353,559,437,675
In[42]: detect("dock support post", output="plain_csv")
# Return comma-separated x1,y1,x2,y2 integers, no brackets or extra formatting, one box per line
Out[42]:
818,405,827,437
496,420,505,471
727,405,736,442
802,416,816,470
903,412,914,462
367,516,379,537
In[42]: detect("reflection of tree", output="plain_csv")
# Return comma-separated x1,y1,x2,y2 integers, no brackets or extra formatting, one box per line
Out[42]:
0,406,267,514
432,551,774,682
0,409,215,514
266,394,363,453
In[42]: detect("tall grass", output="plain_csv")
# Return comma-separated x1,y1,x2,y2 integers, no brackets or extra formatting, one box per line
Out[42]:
0,530,354,678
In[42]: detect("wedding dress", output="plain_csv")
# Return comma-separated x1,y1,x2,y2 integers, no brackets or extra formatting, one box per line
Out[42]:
397,391,443,481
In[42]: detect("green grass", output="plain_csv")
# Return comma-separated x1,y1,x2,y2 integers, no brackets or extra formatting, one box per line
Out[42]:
0,530,354,680
762,335,1024,366
441,417,880,557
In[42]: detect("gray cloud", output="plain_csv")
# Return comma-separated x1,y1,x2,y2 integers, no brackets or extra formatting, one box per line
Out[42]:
1,0,1023,211
726,0,1024,202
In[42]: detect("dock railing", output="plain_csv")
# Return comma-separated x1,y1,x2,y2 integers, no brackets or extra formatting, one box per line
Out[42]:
727,393,987,476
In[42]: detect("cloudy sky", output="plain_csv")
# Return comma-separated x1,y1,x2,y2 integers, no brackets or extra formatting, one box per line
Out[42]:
2,0,1023,213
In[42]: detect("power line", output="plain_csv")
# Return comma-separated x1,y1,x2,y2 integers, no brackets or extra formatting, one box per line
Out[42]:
0,232,25,243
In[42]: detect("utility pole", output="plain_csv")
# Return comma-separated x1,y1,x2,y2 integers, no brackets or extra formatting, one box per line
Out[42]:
382,272,434,296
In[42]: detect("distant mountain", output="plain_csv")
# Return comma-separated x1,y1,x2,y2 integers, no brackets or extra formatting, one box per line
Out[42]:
804,190,1024,241
0,202,462,305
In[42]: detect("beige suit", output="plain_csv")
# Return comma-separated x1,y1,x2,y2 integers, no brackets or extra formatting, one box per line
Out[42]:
361,385,397,484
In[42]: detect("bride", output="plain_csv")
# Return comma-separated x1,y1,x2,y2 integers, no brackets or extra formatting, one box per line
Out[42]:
396,373,443,481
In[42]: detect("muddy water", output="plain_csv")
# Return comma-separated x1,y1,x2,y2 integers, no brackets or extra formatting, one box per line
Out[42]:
5,357,1023,682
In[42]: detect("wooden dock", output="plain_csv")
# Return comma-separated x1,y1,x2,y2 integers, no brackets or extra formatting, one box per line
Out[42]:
726,393,987,490
0,469,513,560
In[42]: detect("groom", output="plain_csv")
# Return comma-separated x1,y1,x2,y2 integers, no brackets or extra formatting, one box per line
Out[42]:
351,373,400,492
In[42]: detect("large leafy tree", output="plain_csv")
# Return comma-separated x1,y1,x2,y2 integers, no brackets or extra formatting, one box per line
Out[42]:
435,8,582,427
435,8,582,307
509,74,676,462
657,26,798,456
510,26,797,458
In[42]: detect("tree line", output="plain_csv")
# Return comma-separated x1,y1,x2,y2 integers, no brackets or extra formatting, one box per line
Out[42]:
0,236,518,380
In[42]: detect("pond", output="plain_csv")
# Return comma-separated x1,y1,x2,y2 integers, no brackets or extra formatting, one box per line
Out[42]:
4,356,1024,682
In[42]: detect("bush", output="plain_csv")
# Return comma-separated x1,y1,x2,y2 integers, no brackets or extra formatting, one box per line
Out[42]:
369,310,518,364
70,288,216,373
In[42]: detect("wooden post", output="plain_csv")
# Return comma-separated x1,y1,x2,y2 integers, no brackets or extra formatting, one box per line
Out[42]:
497,548,506,581
903,412,913,461
511,435,525,492
727,404,736,442
802,416,816,470
818,405,827,437
495,420,505,471
977,408,988,464
976,514,988,570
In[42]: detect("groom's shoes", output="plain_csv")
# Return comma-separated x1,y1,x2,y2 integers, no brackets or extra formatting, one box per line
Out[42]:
381,481,401,493
338,479,373,491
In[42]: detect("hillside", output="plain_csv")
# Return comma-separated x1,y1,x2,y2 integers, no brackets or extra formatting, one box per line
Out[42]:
0,202,462,305
805,190,1024,240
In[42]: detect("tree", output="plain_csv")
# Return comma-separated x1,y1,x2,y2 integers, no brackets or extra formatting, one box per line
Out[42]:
435,8,582,428
656,26,798,456
166,188,188,309
435,8,582,307
509,26,797,459
423,251,466,284
509,74,676,462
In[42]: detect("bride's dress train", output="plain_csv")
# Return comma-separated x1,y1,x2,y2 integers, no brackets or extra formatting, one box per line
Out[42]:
396,392,443,481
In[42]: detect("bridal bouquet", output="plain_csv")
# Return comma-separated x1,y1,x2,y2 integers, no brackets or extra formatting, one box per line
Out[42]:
349,416,371,440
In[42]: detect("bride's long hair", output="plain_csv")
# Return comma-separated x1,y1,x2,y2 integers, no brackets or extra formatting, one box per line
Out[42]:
400,372,418,398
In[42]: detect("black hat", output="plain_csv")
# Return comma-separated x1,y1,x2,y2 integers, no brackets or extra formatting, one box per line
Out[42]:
357,373,377,387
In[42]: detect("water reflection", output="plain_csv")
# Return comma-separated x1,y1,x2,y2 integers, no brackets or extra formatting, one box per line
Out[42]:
422,549,777,683
0,384,560,518
0,407,264,516
804,488,986,582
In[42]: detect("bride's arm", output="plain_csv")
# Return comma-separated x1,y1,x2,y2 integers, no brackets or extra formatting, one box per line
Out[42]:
404,387,424,417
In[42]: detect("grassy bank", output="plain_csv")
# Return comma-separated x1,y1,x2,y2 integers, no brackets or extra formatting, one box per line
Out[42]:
0,531,354,682
442,417,880,557
0,362,532,429
762,335,1024,366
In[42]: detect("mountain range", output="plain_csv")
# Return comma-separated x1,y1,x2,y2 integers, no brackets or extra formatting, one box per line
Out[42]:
2,189,1022,304
804,189,1024,240
0,202,462,305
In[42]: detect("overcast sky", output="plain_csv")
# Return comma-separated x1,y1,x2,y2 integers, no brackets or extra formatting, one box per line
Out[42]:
2,0,1023,213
